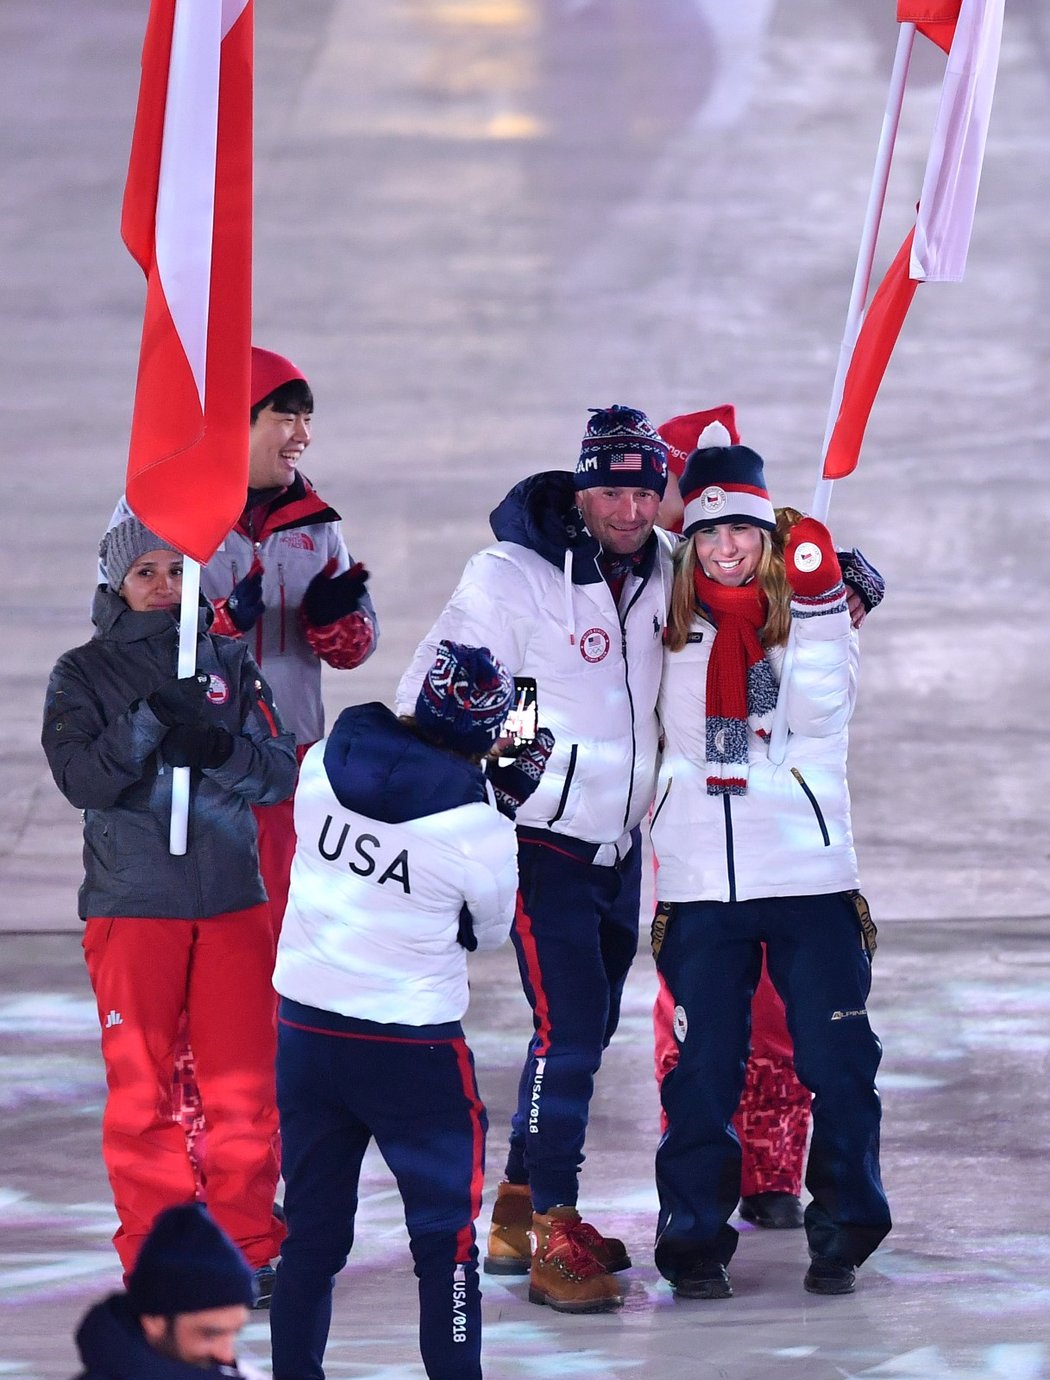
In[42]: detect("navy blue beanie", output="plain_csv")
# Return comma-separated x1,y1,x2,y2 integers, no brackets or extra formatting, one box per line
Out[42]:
574,405,668,498
680,444,776,536
415,641,514,755
126,1205,256,1316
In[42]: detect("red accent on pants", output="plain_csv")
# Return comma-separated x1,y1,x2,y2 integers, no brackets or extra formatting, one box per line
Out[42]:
653,950,811,1197
452,1036,488,1263
83,907,285,1273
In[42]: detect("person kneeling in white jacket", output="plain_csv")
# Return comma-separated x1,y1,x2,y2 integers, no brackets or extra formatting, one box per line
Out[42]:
269,640,553,1380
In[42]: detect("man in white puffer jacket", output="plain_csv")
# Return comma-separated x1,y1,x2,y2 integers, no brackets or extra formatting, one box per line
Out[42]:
270,641,551,1380
396,406,675,1313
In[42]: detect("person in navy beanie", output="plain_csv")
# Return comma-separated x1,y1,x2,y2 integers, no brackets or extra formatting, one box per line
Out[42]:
269,642,553,1380
650,438,891,1301
395,404,674,1313
72,1204,260,1378
652,407,886,1235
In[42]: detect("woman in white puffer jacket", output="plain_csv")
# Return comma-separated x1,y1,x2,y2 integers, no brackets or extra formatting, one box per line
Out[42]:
649,440,891,1305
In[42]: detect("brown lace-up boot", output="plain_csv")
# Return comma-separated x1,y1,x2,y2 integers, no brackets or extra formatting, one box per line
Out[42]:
484,1181,534,1275
528,1207,624,1313
484,1182,632,1275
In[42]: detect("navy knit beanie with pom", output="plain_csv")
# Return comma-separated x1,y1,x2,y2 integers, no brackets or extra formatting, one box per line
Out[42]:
680,444,776,536
415,641,514,755
574,405,668,498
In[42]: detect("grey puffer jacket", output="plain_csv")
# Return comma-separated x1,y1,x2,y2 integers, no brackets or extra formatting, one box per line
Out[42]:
43,588,297,920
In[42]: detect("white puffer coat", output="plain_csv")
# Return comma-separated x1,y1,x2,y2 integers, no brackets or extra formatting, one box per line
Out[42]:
395,472,675,855
651,602,860,903
274,703,518,1025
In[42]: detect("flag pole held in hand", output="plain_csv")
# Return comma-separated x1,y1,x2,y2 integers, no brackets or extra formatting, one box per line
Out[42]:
121,1,255,848
169,557,201,855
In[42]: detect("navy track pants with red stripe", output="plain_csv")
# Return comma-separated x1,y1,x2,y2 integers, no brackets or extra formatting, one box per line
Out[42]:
503,830,642,1212
270,1000,486,1380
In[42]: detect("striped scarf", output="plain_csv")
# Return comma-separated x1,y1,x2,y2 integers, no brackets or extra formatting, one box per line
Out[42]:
693,568,779,795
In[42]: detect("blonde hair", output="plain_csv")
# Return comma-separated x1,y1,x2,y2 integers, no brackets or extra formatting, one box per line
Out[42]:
665,507,803,653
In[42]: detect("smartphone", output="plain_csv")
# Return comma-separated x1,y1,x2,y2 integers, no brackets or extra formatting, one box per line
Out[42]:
502,677,538,754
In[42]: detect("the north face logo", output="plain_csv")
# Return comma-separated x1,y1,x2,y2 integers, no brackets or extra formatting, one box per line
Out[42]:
280,532,315,551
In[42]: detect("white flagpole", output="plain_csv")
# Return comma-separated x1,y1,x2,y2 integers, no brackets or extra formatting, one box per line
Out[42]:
169,555,201,854
768,22,917,764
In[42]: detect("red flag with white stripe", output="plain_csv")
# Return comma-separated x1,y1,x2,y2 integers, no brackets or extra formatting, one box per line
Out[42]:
822,0,1001,479
122,0,253,566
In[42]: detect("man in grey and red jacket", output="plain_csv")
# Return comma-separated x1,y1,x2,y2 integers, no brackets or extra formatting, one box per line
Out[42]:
109,347,378,934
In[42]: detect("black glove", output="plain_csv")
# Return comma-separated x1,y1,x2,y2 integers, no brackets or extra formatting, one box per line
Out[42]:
147,673,210,727
456,903,478,952
487,727,555,820
302,562,370,628
161,724,235,769
839,546,885,613
226,562,266,632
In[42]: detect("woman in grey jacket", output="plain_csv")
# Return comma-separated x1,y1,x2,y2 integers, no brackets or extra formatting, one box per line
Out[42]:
649,442,891,1303
42,517,297,1291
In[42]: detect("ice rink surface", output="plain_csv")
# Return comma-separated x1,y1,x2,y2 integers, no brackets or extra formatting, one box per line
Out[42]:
2,0,1049,1375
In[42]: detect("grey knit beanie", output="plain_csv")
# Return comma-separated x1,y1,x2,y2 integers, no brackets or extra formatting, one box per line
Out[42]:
99,517,174,592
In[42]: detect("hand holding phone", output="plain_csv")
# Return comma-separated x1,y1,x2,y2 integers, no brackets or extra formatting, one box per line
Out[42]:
488,726,555,819
499,677,538,758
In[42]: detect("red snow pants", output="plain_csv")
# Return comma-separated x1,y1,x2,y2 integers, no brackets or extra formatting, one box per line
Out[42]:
169,757,306,1183
83,906,285,1275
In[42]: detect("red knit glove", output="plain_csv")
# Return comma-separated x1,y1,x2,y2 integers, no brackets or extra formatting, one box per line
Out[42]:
784,518,842,597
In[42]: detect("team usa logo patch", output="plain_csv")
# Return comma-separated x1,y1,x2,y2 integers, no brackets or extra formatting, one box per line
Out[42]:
280,531,316,551
205,674,230,706
699,485,728,516
579,628,611,663
792,541,822,573
673,1004,688,1042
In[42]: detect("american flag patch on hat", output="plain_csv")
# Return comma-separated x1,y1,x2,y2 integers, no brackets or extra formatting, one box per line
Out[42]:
610,453,643,471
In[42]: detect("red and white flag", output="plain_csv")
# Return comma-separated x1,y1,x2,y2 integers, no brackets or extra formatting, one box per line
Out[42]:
903,0,962,52
122,0,253,565
822,0,1002,479
911,0,1004,282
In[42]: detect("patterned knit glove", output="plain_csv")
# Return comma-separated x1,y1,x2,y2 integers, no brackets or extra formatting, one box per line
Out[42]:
784,518,843,598
487,727,555,820
839,546,885,613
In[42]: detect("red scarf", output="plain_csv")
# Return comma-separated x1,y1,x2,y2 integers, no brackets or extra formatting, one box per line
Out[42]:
693,568,778,794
